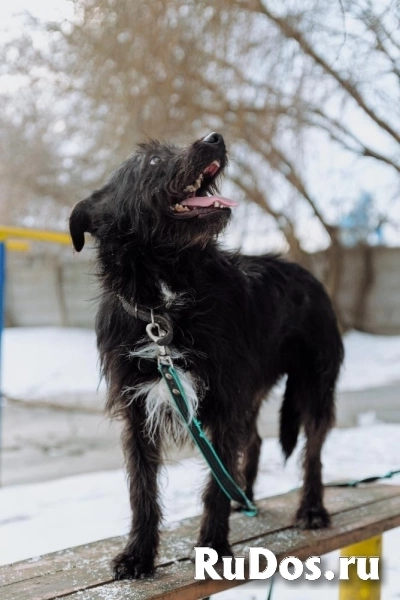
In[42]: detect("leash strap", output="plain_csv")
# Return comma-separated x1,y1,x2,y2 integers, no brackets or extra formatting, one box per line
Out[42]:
158,362,258,517
118,293,257,517
266,574,275,600
288,469,400,494
325,469,400,488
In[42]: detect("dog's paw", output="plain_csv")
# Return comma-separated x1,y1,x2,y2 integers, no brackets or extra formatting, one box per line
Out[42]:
196,540,233,561
112,551,155,580
295,505,331,530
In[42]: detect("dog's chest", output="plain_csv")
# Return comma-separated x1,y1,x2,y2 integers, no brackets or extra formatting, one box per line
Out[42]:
124,341,203,442
121,274,240,440
123,282,205,442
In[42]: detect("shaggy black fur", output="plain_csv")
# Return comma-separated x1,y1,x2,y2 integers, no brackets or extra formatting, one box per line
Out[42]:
69,132,344,580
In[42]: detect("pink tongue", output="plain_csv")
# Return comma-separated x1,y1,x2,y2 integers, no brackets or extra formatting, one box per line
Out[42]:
181,196,239,208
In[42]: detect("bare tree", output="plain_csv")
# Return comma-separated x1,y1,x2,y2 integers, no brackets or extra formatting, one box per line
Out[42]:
1,0,399,326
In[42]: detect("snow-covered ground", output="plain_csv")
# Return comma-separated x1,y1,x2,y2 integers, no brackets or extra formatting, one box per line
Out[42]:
1,425,400,598
3,327,400,400
339,332,400,391
3,327,106,400
1,327,400,598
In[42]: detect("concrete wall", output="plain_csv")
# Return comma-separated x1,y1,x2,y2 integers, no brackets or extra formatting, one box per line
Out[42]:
5,246,400,333
321,246,400,334
6,252,98,328
363,247,400,334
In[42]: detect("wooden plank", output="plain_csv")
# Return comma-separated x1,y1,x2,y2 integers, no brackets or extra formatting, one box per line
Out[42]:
57,492,400,600
1,485,399,600
1,485,396,588
1,486,398,597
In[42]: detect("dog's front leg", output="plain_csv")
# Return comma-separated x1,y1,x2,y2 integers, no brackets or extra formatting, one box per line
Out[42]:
197,424,241,559
113,407,162,580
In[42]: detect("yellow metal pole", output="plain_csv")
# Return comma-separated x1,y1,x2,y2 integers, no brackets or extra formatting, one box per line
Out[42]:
339,535,382,600
5,240,30,252
0,226,70,246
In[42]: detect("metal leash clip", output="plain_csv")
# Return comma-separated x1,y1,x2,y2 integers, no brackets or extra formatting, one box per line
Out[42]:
145,309,174,347
145,319,173,366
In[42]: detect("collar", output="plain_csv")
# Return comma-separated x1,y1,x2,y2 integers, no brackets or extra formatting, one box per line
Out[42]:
117,294,174,345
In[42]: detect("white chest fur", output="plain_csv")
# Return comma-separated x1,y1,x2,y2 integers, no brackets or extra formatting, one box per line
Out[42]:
123,341,202,442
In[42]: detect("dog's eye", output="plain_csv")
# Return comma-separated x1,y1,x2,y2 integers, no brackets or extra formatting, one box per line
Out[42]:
150,156,162,165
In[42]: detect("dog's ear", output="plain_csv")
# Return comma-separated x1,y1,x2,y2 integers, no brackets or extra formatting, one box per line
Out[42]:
69,190,107,252
69,198,91,252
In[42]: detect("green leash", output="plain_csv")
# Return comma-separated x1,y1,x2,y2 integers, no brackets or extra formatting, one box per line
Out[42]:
158,362,257,517
324,469,400,488
120,309,258,518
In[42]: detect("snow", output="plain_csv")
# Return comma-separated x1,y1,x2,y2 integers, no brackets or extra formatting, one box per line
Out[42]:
338,331,400,391
3,327,400,401
1,425,400,599
2,327,105,399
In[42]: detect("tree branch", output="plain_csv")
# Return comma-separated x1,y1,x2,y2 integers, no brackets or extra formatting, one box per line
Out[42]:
247,0,400,146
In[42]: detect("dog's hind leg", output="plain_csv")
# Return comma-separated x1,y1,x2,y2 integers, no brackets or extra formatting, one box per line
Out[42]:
113,405,162,580
294,375,336,530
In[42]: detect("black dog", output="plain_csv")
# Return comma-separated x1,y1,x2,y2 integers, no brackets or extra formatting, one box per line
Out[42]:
69,132,343,580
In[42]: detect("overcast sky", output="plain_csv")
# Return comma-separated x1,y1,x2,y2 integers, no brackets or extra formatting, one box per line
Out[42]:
1,0,71,24
1,0,399,249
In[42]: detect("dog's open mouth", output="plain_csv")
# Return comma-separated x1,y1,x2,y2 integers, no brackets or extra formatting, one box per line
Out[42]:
170,160,238,218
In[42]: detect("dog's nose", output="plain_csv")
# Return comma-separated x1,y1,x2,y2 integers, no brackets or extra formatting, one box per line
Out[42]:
202,132,224,146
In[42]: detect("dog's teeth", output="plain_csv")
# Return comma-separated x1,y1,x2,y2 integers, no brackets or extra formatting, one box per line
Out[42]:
214,201,220,208
184,177,203,193
174,203,189,213
212,160,220,167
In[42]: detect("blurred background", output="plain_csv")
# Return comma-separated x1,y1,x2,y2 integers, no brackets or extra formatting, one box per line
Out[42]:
2,0,400,330
1,1,400,597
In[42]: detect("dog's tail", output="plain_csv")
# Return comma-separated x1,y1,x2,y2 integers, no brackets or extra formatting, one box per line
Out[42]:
279,376,301,460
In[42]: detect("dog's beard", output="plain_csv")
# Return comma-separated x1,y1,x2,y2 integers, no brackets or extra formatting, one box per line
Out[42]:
170,213,231,249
